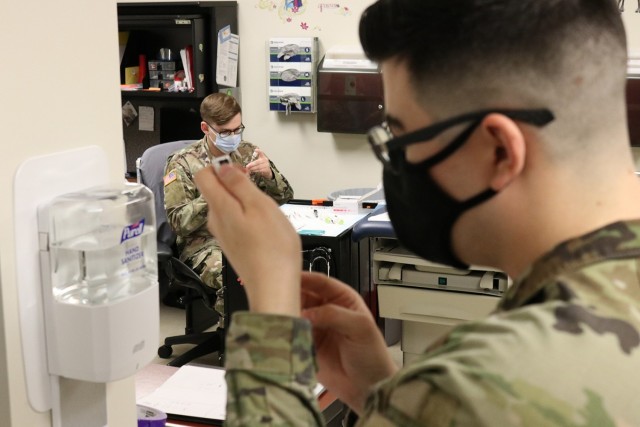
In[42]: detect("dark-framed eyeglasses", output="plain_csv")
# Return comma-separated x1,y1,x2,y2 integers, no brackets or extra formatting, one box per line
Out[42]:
208,123,245,139
367,108,554,173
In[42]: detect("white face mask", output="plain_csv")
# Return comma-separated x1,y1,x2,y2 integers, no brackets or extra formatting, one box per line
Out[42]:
210,132,241,154
207,123,243,154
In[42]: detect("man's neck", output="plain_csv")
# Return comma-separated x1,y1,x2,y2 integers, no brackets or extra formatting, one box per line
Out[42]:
520,172,640,277
463,167,640,280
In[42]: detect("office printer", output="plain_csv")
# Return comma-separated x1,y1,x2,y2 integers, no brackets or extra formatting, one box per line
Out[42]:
374,242,509,296
371,239,510,364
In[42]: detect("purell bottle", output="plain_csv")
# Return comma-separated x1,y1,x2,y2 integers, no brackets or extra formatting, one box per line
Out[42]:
40,183,158,306
38,183,159,382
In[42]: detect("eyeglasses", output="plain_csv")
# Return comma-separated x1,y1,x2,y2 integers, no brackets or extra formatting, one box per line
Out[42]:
208,123,245,139
367,108,555,173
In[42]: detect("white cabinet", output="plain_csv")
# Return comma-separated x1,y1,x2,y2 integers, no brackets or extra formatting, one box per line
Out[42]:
371,237,507,365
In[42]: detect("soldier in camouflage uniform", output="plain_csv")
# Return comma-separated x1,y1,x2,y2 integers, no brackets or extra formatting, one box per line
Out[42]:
194,0,640,426
164,93,293,324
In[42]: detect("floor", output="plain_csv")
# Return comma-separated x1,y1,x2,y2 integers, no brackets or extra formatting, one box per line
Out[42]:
153,303,404,368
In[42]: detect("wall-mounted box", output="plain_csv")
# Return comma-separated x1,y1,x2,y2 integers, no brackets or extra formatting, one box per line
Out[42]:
269,62,313,87
268,37,318,114
628,54,640,147
269,86,314,112
269,37,317,63
629,76,640,147
317,55,384,134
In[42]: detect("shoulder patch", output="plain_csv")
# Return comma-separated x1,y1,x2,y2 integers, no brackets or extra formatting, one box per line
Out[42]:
163,169,178,186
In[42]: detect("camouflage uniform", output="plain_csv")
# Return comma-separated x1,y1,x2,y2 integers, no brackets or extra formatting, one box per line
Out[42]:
163,137,293,320
225,220,640,426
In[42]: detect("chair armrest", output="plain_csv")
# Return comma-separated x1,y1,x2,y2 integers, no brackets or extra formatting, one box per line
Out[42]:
169,258,217,308
157,241,173,264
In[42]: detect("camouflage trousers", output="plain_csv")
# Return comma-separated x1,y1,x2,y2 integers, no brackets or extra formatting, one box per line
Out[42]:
184,245,225,328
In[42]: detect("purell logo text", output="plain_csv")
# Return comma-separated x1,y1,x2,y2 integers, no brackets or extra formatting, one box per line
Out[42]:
121,219,145,243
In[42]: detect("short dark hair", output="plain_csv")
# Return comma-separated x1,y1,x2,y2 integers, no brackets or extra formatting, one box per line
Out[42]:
200,93,242,126
360,0,626,86
359,0,629,155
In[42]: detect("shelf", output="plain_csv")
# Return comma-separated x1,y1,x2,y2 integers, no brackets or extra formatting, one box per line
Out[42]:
120,90,201,99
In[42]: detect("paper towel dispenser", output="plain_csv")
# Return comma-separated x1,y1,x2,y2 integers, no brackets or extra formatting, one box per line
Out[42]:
628,75,640,147
317,49,384,134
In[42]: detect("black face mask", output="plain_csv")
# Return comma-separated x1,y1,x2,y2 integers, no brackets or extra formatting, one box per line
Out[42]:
375,109,555,269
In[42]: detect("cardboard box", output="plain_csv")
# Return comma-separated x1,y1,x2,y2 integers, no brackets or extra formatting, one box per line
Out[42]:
331,196,362,215
269,62,313,87
268,37,317,63
268,87,314,112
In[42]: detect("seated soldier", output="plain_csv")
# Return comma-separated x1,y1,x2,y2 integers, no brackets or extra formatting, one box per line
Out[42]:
163,93,294,325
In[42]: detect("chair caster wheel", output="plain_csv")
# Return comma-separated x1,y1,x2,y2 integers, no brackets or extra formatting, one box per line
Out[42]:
158,345,173,359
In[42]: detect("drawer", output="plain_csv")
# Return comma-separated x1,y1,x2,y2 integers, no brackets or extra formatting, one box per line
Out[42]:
378,285,500,325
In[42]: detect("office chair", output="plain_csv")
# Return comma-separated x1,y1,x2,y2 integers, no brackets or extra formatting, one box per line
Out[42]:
137,139,226,367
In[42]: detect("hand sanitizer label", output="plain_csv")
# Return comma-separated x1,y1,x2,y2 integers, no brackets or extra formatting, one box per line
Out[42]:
121,219,146,274
121,219,145,243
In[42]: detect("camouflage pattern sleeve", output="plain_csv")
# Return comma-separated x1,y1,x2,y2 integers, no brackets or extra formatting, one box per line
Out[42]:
358,301,637,426
254,160,294,205
163,151,208,237
234,141,294,205
225,312,324,427
223,221,640,426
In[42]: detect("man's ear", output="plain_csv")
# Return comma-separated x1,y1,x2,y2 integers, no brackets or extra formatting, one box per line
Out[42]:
481,113,527,191
200,121,210,135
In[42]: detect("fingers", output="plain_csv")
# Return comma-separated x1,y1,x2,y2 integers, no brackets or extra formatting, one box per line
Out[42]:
302,303,375,337
300,272,364,306
194,163,265,212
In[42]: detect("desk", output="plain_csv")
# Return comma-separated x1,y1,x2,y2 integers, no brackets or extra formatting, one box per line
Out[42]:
224,202,373,331
135,363,345,426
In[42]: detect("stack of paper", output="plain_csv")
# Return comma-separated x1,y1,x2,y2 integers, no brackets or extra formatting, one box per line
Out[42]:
137,364,325,423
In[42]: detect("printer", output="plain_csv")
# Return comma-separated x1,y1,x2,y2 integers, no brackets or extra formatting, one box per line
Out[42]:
373,239,510,364
352,208,510,365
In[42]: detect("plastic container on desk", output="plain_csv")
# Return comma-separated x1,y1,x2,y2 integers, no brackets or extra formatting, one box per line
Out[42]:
327,187,385,202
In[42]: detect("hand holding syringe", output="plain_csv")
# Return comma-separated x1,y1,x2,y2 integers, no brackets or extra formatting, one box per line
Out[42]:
245,149,274,179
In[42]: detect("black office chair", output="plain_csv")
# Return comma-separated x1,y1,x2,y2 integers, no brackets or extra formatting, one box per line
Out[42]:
137,139,226,367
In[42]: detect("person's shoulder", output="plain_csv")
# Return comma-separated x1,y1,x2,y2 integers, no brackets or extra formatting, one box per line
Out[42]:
235,141,258,158
238,140,257,151
169,139,206,163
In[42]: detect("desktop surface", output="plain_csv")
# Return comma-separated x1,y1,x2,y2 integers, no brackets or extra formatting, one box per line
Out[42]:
135,363,344,426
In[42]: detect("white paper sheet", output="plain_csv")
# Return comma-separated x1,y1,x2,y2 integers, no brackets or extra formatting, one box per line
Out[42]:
137,364,325,422
216,25,239,87
138,106,154,131
138,365,227,421
280,204,368,237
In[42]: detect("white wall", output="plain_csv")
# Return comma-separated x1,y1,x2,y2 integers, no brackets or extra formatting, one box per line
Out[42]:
237,0,380,199
622,6,640,54
1,1,638,425
0,1,134,425
622,8,640,166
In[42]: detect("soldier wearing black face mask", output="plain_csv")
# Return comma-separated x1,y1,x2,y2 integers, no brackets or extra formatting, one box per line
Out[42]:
194,1,640,426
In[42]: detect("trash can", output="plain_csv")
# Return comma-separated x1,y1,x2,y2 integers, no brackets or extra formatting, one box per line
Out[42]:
327,187,385,202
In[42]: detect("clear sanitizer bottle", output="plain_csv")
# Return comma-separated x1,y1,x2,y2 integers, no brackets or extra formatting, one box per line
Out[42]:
44,184,157,305
38,183,159,382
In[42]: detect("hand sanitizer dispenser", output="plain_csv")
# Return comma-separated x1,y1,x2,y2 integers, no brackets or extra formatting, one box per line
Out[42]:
37,183,159,382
